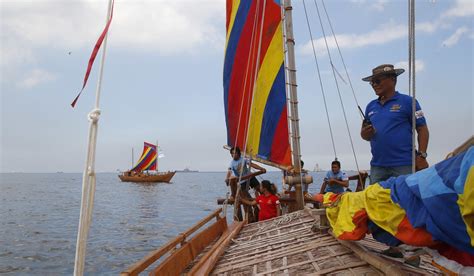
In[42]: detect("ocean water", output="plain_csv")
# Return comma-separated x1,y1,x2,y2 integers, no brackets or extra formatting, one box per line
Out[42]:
0,171,359,275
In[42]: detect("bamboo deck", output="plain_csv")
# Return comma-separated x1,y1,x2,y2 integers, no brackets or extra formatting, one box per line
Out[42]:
210,209,441,275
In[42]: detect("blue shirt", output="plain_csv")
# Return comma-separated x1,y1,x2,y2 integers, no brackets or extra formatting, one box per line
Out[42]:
324,170,348,194
365,91,427,167
229,157,250,178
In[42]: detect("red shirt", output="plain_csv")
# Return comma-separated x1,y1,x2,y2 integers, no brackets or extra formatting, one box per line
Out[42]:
256,194,280,221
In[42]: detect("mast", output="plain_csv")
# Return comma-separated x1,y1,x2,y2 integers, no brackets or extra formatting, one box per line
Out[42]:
408,0,416,173
283,0,304,210
131,147,134,168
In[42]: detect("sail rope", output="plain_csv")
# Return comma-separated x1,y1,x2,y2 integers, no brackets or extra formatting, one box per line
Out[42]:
74,1,113,275
301,0,337,160
409,0,416,174
229,0,267,221
317,0,364,181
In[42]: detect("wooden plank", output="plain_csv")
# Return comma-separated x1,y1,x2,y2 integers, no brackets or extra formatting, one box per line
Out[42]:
150,242,194,276
310,261,368,275
189,217,227,257
120,208,222,276
337,238,404,275
254,258,367,275
189,221,245,275
151,217,227,275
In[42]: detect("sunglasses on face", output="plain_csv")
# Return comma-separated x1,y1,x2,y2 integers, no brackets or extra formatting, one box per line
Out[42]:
370,78,384,86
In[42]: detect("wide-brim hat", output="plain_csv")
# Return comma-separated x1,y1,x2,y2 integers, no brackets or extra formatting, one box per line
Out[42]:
362,64,405,82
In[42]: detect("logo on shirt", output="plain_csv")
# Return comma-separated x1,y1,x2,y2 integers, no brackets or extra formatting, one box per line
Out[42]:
390,104,401,112
368,111,376,117
415,110,424,119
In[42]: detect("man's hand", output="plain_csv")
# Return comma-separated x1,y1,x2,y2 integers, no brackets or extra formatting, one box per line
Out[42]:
361,124,375,141
415,156,429,171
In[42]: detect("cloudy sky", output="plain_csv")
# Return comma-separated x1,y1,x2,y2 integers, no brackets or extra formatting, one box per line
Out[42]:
1,0,473,173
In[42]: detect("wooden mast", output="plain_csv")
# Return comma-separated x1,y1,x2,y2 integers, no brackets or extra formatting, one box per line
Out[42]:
283,0,304,210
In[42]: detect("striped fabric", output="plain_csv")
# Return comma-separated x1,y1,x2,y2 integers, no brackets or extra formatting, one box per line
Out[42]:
131,142,157,172
224,0,291,167
322,147,474,266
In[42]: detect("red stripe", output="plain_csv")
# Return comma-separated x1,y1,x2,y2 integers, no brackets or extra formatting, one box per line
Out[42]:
227,1,282,150
71,0,115,108
269,106,291,165
226,0,232,31
227,0,258,148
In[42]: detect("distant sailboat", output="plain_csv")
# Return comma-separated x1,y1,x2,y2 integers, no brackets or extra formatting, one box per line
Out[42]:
118,142,175,183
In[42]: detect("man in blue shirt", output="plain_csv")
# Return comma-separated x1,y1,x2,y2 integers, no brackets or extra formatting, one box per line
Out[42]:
360,64,430,184
225,146,266,198
320,160,349,194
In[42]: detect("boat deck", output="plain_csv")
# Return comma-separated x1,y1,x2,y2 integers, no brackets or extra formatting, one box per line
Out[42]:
210,209,441,275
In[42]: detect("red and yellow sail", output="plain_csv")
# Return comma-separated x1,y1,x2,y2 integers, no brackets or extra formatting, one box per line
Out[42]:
131,142,157,172
224,0,291,167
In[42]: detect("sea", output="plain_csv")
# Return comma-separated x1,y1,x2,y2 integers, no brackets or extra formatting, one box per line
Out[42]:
0,171,360,275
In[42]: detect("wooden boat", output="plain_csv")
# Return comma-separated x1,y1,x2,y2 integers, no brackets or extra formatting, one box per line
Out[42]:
121,0,473,274
118,142,175,183
118,171,176,183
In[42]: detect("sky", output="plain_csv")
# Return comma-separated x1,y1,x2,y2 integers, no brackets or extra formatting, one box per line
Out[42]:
1,0,473,173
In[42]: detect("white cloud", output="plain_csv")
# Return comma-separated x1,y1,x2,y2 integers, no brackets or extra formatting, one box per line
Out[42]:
441,0,474,18
1,0,225,86
300,21,407,56
18,69,57,89
442,26,470,47
394,60,425,73
371,0,388,12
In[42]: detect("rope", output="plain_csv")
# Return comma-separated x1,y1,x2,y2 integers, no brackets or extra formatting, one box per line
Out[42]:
318,0,364,182
409,0,416,174
302,0,337,160
74,1,112,275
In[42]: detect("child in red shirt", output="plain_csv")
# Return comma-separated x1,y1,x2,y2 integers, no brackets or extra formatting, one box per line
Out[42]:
255,180,281,221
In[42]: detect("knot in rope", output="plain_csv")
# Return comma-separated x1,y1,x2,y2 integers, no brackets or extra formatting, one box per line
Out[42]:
88,108,101,123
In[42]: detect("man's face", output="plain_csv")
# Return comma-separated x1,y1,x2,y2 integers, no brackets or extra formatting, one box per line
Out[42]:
331,164,340,174
370,75,394,97
231,150,240,160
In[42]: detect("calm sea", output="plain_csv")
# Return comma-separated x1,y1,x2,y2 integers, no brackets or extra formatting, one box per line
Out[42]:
0,171,359,275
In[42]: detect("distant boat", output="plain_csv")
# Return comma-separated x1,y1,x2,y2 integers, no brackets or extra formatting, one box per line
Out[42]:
118,142,175,183
313,163,322,172
176,167,199,173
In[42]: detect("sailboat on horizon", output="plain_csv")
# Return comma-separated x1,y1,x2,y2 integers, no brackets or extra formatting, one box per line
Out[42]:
118,141,175,183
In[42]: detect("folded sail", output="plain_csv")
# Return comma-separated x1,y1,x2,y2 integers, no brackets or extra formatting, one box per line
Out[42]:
131,142,157,172
224,0,291,167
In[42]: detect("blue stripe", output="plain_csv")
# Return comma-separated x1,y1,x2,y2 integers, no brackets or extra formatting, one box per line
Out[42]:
223,0,252,145
434,151,465,190
258,64,285,159
143,159,156,171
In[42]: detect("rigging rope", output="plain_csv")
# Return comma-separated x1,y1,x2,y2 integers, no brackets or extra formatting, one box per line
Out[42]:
301,0,338,160
409,0,416,174
317,0,364,180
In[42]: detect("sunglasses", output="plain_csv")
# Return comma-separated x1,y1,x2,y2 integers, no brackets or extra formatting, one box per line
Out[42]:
370,78,384,86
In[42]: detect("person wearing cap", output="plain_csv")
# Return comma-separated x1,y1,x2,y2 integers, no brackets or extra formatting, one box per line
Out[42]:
361,64,429,184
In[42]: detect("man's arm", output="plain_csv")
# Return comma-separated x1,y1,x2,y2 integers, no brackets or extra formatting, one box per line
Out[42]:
320,181,327,194
328,178,349,187
416,125,430,170
250,162,267,173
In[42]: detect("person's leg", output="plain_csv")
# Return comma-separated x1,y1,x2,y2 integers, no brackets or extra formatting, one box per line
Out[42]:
390,165,413,178
370,166,390,184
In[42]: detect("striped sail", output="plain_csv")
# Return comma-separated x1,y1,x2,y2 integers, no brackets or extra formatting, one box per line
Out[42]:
224,0,291,168
131,142,157,172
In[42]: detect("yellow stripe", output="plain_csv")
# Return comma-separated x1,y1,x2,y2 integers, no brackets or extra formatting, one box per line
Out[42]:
364,184,406,236
325,192,366,237
457,165,474,247
136,148,152,165
142,155,157,170
246,22,284,155
224,0,241,55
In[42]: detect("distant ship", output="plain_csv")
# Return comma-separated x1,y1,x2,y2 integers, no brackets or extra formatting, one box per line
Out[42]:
176,167,199,173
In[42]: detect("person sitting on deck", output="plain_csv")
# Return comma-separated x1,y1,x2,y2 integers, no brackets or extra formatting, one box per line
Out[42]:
225,146,266,200
244,180,281,221
320,160,349,194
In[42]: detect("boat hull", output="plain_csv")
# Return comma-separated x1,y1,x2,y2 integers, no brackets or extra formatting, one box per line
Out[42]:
118,171,176,183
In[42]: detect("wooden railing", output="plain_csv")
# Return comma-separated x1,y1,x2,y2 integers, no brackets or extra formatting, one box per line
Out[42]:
120,208,223,276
